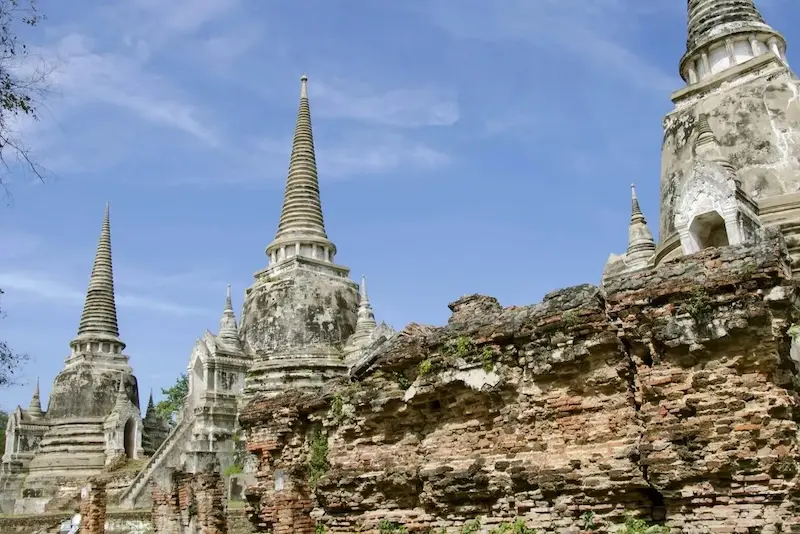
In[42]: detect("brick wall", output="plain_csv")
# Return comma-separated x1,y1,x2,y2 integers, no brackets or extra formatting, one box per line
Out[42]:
78,481,107,534
150,454,229,534
239,232,800,533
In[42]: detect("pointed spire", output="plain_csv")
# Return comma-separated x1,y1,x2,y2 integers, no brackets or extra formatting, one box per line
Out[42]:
27,378,42,419
71,203,125,352
114,373,129,411
144,389,156,420
266,75,337,266
631,183,644,218
694,113,717,147
216,285,243,353
352,275,377,342
681,0,785,84
693,114,738,178
626,185,656,270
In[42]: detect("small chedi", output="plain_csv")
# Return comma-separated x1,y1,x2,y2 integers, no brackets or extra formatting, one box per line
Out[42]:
0,204,171,515
1,1,800,533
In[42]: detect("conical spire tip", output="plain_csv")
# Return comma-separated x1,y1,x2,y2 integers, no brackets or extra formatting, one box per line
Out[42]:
224,284,233,311
300,74,308,98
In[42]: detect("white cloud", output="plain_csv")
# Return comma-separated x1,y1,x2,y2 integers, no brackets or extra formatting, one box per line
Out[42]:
254,132,450,182
115,266,225,291
103,0,242,50
319,137,450,178
311,79,460,128
7,1,456,187
0,271,209,316
41,33,219,145
420,0,679,94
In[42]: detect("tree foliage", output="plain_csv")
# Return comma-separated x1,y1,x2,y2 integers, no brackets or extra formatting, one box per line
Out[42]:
0,1,45,391
0,0,49,194
155,373,189,423
0,289,28,388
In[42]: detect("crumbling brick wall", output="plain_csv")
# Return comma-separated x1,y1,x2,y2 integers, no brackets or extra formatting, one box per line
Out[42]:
78,480,107,534
240,230,800,533
152,472,183,534
241,400,316,534
151,452,229,534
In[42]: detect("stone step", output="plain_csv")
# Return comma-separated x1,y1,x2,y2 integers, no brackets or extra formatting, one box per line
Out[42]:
118,411,195,508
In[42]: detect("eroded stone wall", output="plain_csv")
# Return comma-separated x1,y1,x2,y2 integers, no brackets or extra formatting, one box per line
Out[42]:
240,230,800,533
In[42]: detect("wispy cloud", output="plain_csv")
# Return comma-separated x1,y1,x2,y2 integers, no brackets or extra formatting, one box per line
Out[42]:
255,131,451,181
312,79,459,128
115,266,226,291
0,271,209,316
42,33,218,145
319,135,451,178
419,0,680,94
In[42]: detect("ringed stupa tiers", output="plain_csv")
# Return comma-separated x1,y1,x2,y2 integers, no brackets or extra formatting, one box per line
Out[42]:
0,205,154,513
0,74,388,513
265,75,338,266
656,0,800,273
5,1,800,528
239,75,362,398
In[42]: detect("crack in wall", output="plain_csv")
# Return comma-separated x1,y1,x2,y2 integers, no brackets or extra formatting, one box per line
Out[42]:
615,331,666,523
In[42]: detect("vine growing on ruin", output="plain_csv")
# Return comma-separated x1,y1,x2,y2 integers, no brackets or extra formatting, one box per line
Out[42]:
306,426,330,488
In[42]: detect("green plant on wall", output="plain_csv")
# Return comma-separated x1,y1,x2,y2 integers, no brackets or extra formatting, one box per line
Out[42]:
490,519,537,533
378,519,408,533
461,519,482,534
224,463,243,476
617,514,669,534
580,511,598,531
223,430,247,476
561,310,580,327
440,336,498,372
684,288,713,323
330,393,344,419
393,371,411,389
444,336,475,360
418,358,433,377
480,346,495,372
306,427,330,489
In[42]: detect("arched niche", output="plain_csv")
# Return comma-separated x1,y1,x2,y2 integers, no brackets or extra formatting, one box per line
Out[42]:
689,211,730,250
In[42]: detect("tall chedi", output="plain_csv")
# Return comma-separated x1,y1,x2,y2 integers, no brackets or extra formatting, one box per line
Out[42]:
19,204,144,508
240,76,360,399
656,0,800,274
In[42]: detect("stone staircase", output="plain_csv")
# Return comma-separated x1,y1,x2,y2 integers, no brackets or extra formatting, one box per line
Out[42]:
118,408,195,509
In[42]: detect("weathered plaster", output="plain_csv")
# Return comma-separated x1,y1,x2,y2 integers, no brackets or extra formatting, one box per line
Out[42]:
661,63,800,242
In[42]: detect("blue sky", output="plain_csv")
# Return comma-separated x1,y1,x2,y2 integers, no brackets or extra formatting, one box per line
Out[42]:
0,0,796,411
